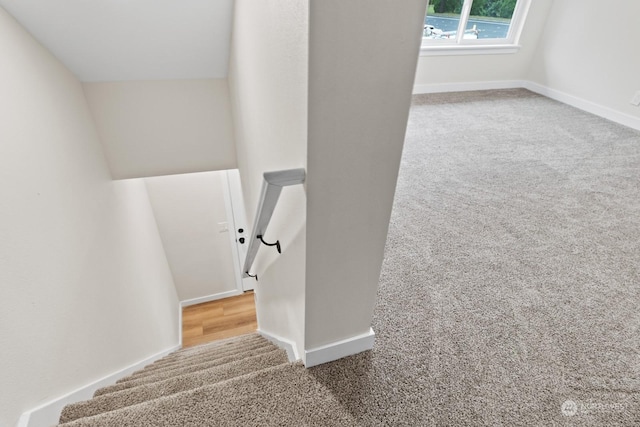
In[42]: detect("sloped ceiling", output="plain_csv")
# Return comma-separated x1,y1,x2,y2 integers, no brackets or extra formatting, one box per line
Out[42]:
0,0,234,82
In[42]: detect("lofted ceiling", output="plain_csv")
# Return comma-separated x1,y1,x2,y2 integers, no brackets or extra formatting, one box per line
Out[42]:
0,0,234,82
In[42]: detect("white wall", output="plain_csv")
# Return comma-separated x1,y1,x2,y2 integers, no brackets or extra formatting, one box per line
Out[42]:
0,0,234,82
0,8,179,427
414,0,553,91
528,0,640,120
305,0,428,350
145,172,238,302
228,0,308,355
83,79,237,179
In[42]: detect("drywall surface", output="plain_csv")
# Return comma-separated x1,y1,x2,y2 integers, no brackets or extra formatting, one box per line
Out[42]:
305,0,428,350
83,79,237,179
528,0,640,119
0,0,234,82
0,8,179,427
414,0,553,90
145,172,238,301
228,0,308,355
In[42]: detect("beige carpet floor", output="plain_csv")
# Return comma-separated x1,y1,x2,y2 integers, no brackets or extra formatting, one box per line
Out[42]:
60,89,640,426
312,89,640,426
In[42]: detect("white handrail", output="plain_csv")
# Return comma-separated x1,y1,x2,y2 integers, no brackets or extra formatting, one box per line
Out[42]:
242,168,306,279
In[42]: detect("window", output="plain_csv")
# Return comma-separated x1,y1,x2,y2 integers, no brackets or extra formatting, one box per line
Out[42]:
422,0,530,55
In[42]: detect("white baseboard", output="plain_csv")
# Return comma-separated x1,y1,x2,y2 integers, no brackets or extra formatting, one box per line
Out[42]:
522,81,640,132
257,329,300,362
179,290,243,308
413,80,524,95
178,302,183,346
413,79,640,132
17,344,180,427
304,328,375,368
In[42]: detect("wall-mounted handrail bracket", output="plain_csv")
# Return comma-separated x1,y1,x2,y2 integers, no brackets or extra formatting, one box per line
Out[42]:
246,271,258,281
242,168,306,279
257,235,281,254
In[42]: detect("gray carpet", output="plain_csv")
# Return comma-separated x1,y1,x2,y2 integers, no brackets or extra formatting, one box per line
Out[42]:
58,334,359,426
309,89,640,426
59,89,640,426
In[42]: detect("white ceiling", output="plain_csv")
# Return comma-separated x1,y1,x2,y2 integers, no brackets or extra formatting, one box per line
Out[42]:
0,0,234,82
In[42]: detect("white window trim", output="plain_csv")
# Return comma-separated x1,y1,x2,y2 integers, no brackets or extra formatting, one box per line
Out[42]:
421,0,531,56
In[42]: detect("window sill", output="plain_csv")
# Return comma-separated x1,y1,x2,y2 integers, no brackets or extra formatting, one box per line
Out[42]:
420,44,521,57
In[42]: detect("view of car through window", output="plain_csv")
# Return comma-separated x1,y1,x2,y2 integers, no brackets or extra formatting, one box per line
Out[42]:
424,0,518,40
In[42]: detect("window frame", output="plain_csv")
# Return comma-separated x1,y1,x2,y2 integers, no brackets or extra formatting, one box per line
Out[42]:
421,0,531,56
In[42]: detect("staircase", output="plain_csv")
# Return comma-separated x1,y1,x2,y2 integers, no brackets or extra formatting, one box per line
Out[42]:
57,332,361,425
57,334,290,426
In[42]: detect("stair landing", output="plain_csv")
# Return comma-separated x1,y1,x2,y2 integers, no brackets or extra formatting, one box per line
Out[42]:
182,292,257,348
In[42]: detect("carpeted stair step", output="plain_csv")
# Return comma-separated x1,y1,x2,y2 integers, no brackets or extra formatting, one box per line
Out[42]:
121,340,276,382
129,343,274,380
153,334,267,364
59,349,289,423
122,334,265,376
147,333,266,368
94,344,280,397
115,345,274,388
58,362,359,427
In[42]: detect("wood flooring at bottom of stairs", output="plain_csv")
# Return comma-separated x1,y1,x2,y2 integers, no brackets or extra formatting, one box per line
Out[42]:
182,291,257,348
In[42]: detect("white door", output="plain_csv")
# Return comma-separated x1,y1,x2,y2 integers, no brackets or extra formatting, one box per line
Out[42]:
145,171,244,303
223,169,255,292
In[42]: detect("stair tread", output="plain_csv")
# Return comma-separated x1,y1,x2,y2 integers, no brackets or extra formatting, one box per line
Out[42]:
127,334,264,373
94,343,278,397
60,348,288,423
58,362,358,427
123,340,276,381
163,336,266,362
171,333,264,357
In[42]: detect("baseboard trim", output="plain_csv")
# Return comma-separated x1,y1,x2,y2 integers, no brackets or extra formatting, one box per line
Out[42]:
413,79,640,132
413,80,524,95
179,290,243,308
257,329,300,362
178,302,183,346
522,81,640,132
304,328,375,368
17,344,180,427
